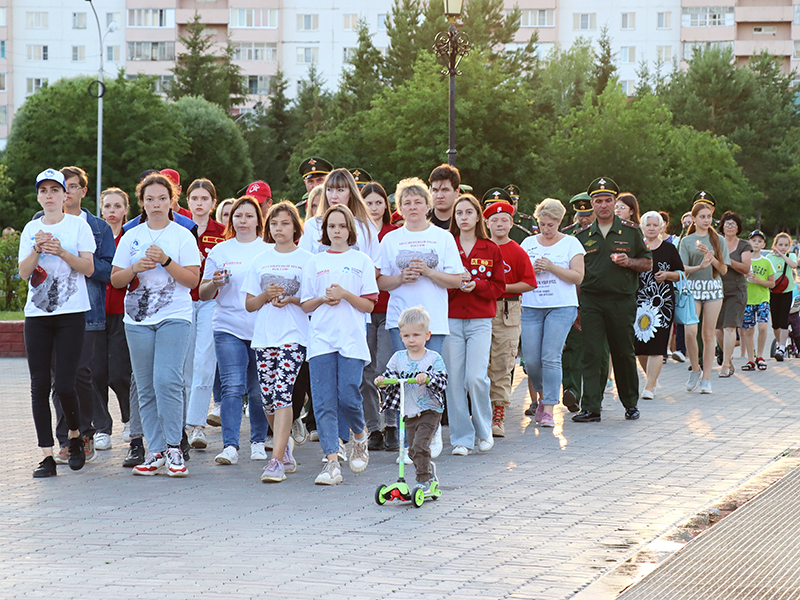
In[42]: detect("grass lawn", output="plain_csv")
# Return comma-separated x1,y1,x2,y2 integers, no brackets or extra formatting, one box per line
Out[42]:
0,311,23,321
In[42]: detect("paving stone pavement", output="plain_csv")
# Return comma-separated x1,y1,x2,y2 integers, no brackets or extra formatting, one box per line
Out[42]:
2,354,799,600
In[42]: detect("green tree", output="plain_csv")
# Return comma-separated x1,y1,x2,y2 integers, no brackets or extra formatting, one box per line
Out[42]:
170,96,254,200
461,0,520,53
382,0,424,88
169,13,246,112
593,26,617,97
533,38,596,120
333,19,384,119
2,74,185,229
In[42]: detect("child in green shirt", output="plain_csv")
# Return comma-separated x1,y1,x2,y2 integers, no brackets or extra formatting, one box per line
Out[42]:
742,230,775,371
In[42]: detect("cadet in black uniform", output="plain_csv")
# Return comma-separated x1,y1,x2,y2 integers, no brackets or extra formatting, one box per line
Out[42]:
573,178,652,423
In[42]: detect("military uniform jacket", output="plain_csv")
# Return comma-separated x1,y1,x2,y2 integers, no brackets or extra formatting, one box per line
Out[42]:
561,222,580,236
576,215,651,296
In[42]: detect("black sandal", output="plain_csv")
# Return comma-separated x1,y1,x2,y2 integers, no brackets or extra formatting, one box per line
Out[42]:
756,357,768,371
742,361,755,371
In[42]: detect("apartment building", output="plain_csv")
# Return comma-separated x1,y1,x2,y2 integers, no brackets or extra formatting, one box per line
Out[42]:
0,1,798,148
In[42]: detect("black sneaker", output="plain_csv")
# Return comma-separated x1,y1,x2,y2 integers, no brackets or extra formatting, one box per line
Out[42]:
122,444,145,468
524,401,538,417
68,436,85,471
367,430,384,451
383,426,399,451
625,407,641,420
715,345,723,366
181,430,191,461
33,455,57,478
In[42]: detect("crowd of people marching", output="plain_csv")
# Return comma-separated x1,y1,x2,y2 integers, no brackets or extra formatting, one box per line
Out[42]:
19,161,798,490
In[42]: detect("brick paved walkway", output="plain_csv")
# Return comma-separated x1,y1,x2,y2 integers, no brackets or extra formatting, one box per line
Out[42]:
2,355,798,599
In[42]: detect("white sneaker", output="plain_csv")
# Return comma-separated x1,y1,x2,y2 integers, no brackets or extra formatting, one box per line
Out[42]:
165,448,188,478
321,439,348,463
188,427,207,449
641,389,655,400
122,422,131,443
94,432,112,451
452,445,470,456
215,446,238,465
291,418,309,445
396,452,413,465
315,460,343,485
604,379,614,393
478,437,494,452
686,371,702,392
699,379,713,394
264,435,273,450
251,442,267,460
309,430,319,442
672,350,686,363
349,436,369,473
206,404,221,427
430,425,443,458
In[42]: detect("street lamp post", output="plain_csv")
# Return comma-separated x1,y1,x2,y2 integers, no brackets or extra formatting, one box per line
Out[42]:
433,0,470,167
86,0,117,216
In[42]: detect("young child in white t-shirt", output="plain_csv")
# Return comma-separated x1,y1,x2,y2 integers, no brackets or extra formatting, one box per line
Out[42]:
301,205,379,486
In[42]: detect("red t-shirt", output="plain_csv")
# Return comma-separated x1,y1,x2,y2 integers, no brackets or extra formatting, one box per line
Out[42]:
447,237,506,319
496,239,538,298
106,231,126,315
373,222,398,314
191,218,227,301
176,206,193,219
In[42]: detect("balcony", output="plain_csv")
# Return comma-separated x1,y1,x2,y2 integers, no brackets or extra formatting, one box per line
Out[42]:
735,7,794,22
734,39,793,56
175,9,228,25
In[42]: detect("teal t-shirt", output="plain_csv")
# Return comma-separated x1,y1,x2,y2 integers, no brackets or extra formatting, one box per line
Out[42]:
766,252,797,294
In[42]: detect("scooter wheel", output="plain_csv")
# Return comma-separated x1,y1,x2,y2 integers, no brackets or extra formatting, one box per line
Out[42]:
411,485,425,508
375,485,388,505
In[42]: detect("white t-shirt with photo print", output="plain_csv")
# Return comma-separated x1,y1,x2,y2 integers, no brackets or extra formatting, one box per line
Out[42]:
376,225,463,334
242,246,313,349
112,221,201,326
204,237,272,341
300,249,378,362
19,214,96,317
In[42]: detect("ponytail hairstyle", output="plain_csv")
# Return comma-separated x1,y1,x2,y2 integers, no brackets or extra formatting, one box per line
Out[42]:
136,173,176,223
687,200,723,278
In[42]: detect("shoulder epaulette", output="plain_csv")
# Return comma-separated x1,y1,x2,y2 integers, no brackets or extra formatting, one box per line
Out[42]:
513,223,533,236
621,219,638,228
575,223,592,235
517,212,534,220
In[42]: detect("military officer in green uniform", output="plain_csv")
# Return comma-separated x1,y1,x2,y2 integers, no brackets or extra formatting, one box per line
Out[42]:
350,168,372,190
573,177,652,423
504,185,536,243
559,192,604,412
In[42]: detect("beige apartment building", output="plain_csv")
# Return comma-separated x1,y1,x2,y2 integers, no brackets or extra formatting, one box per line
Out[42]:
0,1,798,147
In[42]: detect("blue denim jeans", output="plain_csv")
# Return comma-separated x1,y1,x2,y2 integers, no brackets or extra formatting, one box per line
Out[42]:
520,306,578,406
125,319,191,454
214,331,268,449
184,299,217,428
442,318,493,448
309,352,366,456
389,328,445,355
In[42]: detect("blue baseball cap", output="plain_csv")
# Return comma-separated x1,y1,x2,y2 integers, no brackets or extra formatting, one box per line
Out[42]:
35,168,67,191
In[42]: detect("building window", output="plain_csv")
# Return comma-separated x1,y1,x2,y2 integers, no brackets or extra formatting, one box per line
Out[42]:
247,75,273,95
573,13,596,31
72,46,85,61
519,9,554,28
621,12,635,30
232,42,277,61
657,12,672,29
343,47,357,62
297,14,319,31
0,106,7,126
27,45,48,61
127,41,176,61
657,46,673,63
0,73,5,91
107,45,120,62
620,80,635,96
229,9,278,29
620,47,635,63
297,47,319,64
794,41,800,59
795,6,800,26
127,9,174,28
753,26,777,35
378,14,387,30
0,41,5,59
153,75,173,94
107,12,120,27
26,78,47,94
73,12,87,29
682,40,733,59
0,8,5,27
26,12,48,29
344,14,358,31
681,7,734,28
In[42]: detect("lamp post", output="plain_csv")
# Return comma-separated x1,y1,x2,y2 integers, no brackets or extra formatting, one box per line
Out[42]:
86,0,117,216
433,0,470,167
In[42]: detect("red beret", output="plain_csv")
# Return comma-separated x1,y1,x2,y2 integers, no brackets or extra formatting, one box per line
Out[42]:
483,201,515,220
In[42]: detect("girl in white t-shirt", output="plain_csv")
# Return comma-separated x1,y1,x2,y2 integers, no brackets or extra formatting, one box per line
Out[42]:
199,196,270,467
111,173,201,478
20,169,96,478
243,202,312,483
520,199,585,428
301,205,379,485
298,168,379,262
